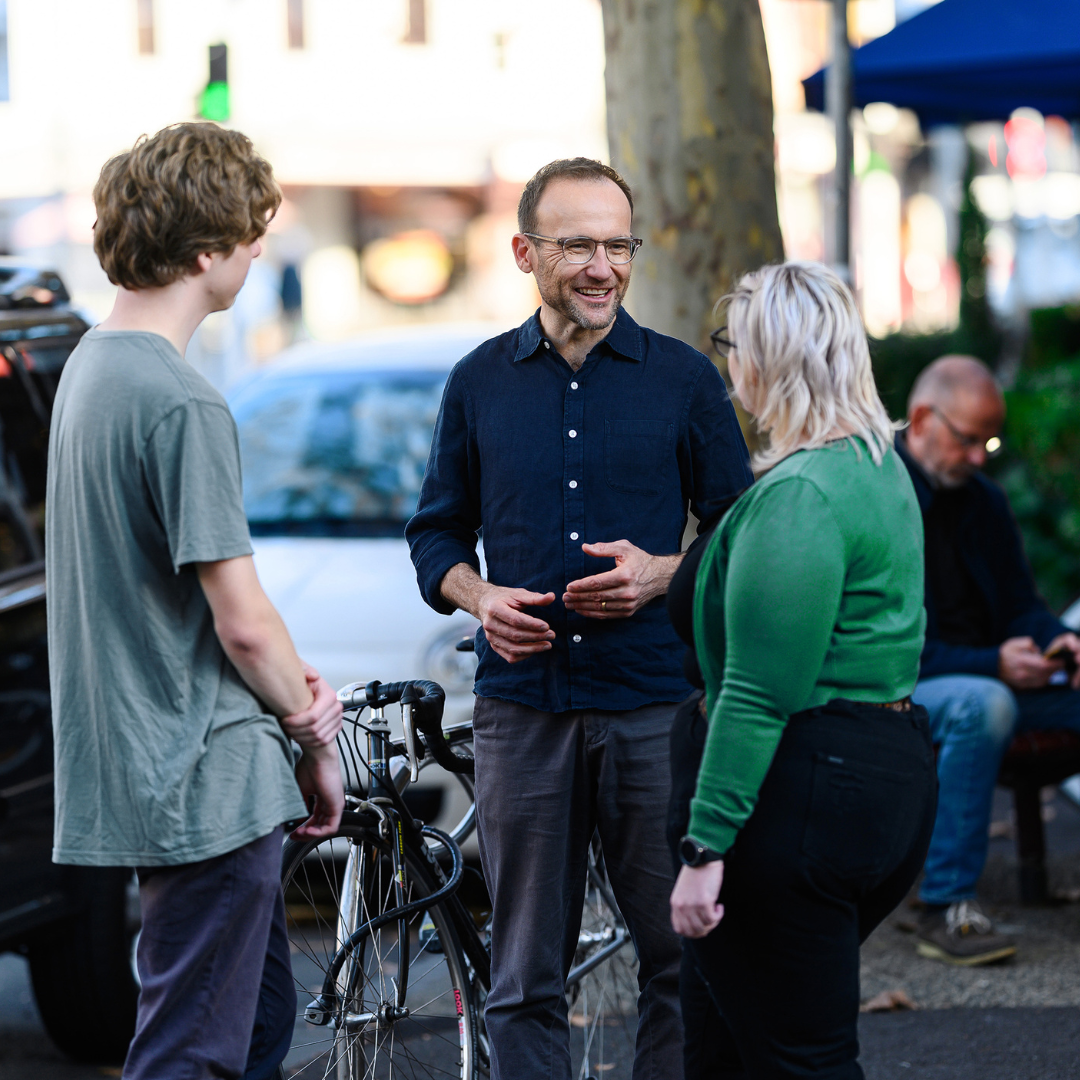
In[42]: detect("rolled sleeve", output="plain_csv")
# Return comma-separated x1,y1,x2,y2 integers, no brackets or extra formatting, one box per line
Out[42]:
406,365,482,614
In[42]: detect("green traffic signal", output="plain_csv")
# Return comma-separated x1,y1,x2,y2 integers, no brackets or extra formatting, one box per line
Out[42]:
199,81,229,121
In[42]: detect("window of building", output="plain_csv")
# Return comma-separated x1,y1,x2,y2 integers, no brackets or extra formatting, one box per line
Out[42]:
404,0,426,45
0,1,9,101
136,0,154,55
287,0,304,50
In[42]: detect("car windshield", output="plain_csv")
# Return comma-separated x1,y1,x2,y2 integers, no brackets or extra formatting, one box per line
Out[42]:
231,368,447,537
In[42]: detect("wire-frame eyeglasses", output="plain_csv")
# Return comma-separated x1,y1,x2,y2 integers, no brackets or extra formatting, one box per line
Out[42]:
523,234,643,265
930,406,1003,457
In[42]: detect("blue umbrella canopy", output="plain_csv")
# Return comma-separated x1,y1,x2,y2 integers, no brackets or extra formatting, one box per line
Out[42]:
803,0,1080,125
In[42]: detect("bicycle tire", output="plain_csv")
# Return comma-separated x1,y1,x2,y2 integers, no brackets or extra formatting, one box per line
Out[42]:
279,815,483,1080
566,843,640,1080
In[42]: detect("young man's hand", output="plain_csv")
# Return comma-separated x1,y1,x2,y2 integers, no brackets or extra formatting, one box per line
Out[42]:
998,636,1062,690
291,745,345,840
670,861,725,938
563,541,683,619
281,662,343,748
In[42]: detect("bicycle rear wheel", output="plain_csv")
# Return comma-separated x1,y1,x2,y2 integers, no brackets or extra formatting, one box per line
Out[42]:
280,815,482,1079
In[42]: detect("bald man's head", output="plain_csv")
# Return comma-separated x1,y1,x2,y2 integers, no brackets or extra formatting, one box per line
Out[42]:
905,355,1005,488
907,355,1003,416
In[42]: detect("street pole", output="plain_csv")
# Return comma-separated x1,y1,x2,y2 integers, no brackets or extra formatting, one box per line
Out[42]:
825,0,852,281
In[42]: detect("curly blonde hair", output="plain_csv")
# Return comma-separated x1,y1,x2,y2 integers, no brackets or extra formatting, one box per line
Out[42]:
723,261,895,471
93,123,281,289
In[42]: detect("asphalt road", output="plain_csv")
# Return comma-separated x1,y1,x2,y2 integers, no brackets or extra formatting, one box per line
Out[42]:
5,936,1080,1080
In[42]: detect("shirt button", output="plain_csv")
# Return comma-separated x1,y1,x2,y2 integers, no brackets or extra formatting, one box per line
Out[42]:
570,531,579,540
570,381,578,389
569,480,578,489
573,634,582,643
544,341,550,349
568,429,577,438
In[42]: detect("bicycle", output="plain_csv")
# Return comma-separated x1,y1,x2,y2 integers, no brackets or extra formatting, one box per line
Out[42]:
278,678,639,1080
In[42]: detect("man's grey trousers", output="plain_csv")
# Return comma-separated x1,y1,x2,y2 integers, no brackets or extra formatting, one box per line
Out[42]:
472,696,684,1080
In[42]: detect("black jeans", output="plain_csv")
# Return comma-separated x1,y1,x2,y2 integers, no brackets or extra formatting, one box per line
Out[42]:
123,827,294,1080
684,700,937,1080
472,695,684,1080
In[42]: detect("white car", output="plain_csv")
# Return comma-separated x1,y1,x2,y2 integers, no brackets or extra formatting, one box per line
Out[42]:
228,323,499,835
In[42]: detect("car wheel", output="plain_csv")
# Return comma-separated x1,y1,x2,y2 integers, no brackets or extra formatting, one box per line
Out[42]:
27,866,140,1064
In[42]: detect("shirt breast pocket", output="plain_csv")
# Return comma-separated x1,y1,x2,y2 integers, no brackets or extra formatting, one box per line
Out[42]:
604,420,674,496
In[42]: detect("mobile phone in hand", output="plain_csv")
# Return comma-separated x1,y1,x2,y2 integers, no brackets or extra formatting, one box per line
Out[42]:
1044,643,1078,676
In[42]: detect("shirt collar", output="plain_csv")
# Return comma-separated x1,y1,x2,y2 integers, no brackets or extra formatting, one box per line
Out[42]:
512,306,644,363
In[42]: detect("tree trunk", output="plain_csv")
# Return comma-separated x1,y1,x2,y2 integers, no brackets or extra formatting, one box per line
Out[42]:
600,0,784,360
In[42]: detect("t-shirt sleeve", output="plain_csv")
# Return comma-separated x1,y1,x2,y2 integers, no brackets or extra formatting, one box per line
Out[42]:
143,400,254,572
689,477,846,855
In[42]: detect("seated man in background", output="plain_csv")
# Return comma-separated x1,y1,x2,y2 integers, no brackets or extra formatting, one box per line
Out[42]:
898,355,1080,965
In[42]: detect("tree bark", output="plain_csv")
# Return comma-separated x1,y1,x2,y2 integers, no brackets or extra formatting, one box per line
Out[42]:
600,0,784,359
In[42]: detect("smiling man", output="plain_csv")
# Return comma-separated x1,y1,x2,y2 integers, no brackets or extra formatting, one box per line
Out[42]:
407,159,753,1080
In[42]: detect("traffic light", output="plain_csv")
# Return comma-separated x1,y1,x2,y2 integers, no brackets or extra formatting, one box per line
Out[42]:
198,43,229,122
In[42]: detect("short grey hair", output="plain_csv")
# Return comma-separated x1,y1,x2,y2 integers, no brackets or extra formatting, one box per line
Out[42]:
723,261,896,471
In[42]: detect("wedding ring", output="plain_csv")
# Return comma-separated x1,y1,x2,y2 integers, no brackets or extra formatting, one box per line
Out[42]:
601,600,607,610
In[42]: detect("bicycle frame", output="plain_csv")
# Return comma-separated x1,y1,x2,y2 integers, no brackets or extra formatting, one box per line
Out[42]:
311,694,492,1023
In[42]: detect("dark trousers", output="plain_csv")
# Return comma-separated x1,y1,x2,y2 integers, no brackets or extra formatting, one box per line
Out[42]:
472,696,684,1080
123,826,295,1080
684,700,937,1080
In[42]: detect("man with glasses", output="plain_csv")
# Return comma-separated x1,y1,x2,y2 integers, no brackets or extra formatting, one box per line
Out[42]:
407,158,752,1079
898,355,1080,964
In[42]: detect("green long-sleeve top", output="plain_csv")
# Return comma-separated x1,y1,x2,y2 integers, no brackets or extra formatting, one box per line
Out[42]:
689,438,926,855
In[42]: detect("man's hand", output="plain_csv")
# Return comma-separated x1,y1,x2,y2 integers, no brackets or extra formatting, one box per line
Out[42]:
670,861,725,939
440,563,555,665
281,663,343,749
291,745,345,840
563,541,683,620
477,585,557,664
1044,631,1080,690
999,636,1063,690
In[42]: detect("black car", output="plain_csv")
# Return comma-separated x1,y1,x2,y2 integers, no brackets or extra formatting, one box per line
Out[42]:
0,265,138,1063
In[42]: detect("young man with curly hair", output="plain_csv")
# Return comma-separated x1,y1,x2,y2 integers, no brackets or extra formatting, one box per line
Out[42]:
46,123,343,1080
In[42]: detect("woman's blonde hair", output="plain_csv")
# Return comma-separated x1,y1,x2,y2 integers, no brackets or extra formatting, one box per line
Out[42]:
722,261,895,471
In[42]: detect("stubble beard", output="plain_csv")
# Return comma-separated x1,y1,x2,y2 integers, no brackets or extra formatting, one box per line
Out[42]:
538,270,629,332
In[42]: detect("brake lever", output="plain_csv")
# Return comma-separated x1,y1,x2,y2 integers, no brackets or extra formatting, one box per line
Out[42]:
401,702,421,784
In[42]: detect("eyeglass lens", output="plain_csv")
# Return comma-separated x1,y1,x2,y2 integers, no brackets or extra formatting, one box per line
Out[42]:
561,237,637,264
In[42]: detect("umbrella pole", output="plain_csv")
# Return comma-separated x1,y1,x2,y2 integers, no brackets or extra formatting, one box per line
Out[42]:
826,0,852,281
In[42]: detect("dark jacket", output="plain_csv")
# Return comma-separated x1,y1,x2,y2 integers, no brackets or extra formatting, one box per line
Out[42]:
896,435,1065,679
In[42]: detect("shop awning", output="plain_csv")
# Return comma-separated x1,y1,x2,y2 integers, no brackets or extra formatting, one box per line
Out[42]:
803,0,1080,125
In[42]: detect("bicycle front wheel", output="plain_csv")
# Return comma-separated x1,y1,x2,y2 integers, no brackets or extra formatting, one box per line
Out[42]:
280,815,483,1080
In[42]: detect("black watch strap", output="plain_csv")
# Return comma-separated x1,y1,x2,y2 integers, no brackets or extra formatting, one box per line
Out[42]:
679,835,723,867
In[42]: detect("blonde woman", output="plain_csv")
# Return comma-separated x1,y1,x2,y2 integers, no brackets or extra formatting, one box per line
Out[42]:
669,262,937,1078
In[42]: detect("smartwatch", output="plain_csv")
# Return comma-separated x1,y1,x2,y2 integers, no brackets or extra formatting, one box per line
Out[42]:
679,835,724,867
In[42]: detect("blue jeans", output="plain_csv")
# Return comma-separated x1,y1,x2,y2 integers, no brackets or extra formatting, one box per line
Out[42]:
913,676,1080,905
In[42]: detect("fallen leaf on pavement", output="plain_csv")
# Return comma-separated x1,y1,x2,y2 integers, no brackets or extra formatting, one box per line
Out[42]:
860,989,918,1013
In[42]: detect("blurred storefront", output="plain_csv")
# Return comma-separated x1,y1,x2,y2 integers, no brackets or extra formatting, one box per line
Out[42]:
0,0,606,384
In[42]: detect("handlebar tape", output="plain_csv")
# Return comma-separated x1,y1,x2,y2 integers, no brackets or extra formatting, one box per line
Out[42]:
341,679,474,777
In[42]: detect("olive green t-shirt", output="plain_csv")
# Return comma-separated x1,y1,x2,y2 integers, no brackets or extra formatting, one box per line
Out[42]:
690,439,926,855
46,329,306,867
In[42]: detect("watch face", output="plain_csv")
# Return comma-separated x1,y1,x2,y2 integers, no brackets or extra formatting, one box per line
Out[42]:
679,836,701,866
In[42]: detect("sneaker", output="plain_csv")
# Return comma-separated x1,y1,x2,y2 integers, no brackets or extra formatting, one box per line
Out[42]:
916,900,1017,966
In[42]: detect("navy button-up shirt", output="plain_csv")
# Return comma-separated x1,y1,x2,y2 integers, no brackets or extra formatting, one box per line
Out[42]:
406,307,753,713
